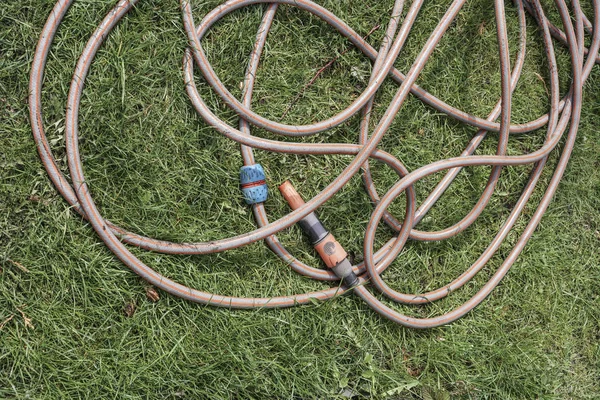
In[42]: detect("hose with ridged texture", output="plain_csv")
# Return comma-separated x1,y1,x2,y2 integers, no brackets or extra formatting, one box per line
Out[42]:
29,0,599,328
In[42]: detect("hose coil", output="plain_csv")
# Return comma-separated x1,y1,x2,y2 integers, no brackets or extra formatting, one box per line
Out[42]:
29,0,600,328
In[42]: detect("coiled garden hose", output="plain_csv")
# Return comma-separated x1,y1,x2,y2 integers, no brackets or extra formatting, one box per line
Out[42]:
29,0,600,328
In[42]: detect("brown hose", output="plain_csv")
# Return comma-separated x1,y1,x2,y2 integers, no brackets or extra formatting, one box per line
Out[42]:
29,0,600,328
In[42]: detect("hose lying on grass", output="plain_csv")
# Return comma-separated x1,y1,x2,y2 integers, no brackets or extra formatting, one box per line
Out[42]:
29,0,600,328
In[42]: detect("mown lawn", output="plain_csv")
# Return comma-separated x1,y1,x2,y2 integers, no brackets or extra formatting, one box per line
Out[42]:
1,0,599,398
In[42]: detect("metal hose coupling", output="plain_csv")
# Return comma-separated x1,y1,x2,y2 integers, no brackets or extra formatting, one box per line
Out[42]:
279,180,359,288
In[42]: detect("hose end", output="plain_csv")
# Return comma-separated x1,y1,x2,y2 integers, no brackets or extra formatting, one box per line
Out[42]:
278,180,305,210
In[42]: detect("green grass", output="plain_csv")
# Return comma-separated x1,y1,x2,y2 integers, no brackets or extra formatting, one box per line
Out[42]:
1,0,599,398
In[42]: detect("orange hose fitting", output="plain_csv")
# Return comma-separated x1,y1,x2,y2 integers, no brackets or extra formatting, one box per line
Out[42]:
278,180,304,210
279,180,348,268
313,234,348,269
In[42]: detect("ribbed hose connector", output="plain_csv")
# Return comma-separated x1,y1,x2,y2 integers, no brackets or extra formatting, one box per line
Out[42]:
240,164,268,204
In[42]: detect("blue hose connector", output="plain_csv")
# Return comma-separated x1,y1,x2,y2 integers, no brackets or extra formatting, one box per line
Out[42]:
240,164,268,204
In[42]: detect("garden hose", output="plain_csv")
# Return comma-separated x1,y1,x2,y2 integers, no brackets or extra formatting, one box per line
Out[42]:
29,0,600,328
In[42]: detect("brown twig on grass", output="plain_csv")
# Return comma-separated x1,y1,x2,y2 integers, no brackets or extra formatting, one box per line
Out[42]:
280,24,381,119
7,259,30,273
16,307,34,330
0,315,14,331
